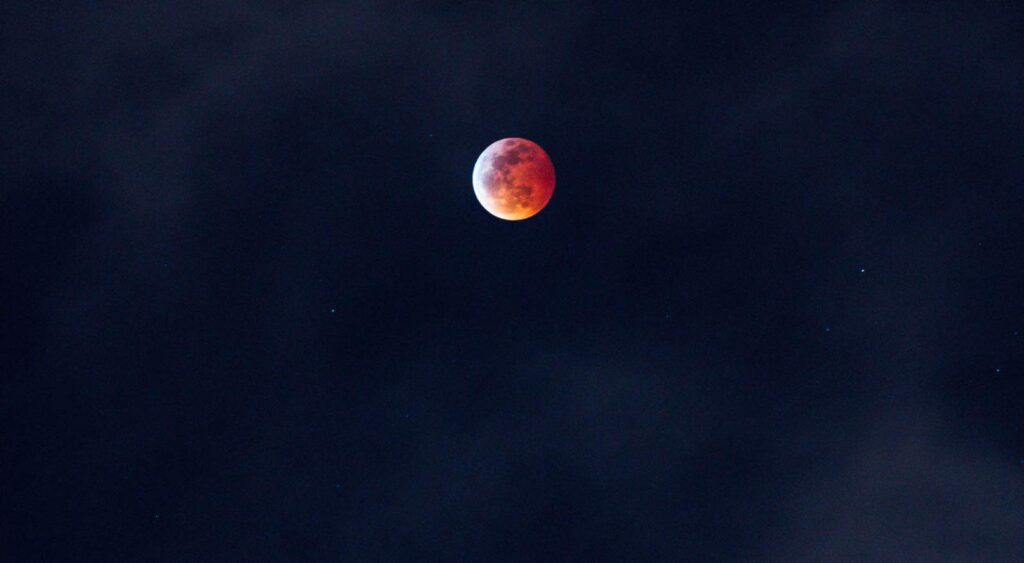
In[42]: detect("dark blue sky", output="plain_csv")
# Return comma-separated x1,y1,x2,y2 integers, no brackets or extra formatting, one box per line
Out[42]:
3,1,1024,560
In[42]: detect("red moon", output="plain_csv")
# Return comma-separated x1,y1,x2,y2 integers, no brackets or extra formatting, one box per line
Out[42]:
472,138,555,221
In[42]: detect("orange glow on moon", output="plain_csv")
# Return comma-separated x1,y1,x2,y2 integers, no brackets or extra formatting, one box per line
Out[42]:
472,138,555,221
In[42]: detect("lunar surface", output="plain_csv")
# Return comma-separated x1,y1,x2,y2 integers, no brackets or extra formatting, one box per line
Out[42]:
472,138,555,221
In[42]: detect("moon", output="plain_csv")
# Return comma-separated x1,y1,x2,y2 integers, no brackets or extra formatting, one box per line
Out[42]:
472,138,555,221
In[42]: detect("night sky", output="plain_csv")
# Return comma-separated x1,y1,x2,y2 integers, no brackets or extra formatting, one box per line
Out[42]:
4,2,1024,561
